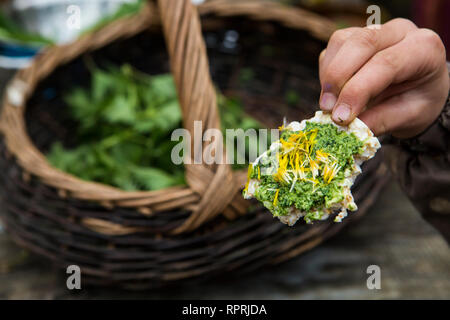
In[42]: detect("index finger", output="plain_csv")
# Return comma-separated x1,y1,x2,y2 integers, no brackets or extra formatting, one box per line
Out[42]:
319,19,417,111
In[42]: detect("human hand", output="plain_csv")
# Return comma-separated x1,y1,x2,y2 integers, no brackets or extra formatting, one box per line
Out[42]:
319,18,449,138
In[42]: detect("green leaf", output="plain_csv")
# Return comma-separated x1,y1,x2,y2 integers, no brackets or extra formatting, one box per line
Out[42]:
104,95,137,124
0,11,53,46
131,167,182,190
48,63,264,191
150,74,177,100
82,0,145,34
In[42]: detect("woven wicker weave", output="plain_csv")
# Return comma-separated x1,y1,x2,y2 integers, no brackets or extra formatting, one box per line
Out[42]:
0,0,389,288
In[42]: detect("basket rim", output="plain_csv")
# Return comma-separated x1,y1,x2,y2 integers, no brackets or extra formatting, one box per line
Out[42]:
0,0,336,211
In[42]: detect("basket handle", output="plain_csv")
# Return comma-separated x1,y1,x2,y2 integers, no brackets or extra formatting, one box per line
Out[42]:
157,0,242,233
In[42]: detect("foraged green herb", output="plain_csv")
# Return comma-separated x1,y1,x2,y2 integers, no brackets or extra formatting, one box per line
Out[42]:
47,63,262,191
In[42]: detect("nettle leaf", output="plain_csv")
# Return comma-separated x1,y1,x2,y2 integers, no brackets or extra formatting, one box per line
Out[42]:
112,143,145,165
131,166,182,190
239,118,262,131
92,69,115,101
64,88,93,120
149,74,177,101
152,100,182,131
104,95,137,124
111,169,138,191
47,142,74,171
133,119,156,133
48,63,264,191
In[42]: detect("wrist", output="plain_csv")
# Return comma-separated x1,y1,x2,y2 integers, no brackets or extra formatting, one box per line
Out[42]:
396,92,450,153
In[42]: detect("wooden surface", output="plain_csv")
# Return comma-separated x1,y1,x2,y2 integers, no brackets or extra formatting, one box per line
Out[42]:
1,180,449,299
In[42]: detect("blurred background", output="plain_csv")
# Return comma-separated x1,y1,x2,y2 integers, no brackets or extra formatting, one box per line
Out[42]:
2,0,450,70
0,0,449,299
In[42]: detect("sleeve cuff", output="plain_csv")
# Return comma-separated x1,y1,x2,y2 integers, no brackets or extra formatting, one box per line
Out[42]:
397,96,450,153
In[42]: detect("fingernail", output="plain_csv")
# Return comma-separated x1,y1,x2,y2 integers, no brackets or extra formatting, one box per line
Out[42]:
333,104,351,123
320,92,336,111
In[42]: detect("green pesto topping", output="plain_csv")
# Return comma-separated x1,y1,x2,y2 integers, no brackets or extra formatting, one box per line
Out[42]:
244,122,363,221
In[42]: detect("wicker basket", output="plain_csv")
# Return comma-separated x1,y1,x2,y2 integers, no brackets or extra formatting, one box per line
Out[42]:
0,0,389,289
